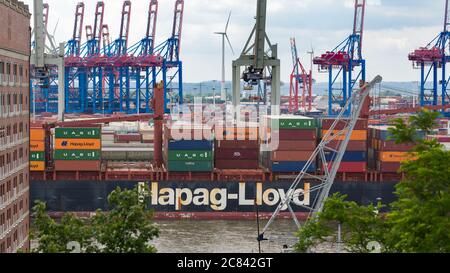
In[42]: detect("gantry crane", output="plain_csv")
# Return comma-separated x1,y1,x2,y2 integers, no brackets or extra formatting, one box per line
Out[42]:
289,38,313,113
408,0,450,116
314,0,366,116
258,75,382,243
232,0,281,117
31,0,65,121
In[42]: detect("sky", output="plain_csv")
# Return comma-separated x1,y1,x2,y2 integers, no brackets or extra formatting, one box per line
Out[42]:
23,0,446,83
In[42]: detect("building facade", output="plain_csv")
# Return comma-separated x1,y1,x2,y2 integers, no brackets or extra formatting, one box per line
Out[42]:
0,0,31,253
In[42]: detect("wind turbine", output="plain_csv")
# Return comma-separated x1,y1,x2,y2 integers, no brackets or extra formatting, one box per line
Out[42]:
215,11,234,102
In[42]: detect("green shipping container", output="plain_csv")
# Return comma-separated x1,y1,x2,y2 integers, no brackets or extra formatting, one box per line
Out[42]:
167,161,213,172
55,128,101,139
168,150,213,161
267,116,317,130
54,150,101,160
30,151,45,161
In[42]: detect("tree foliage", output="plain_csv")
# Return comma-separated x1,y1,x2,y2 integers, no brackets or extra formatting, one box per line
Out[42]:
296,110,450,253
30,186,159,253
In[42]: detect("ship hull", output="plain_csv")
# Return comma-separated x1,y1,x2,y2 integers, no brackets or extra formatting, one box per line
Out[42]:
30,180,398,220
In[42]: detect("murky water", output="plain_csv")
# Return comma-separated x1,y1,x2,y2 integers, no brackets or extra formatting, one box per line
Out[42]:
151,220,300,253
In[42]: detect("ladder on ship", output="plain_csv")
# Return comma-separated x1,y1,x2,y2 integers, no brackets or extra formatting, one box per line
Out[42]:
258,75,383,242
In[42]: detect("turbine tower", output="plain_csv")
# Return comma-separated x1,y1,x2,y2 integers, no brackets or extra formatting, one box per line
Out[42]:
215,11,234,102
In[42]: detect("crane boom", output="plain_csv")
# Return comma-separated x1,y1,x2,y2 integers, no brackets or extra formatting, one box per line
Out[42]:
118,1,132,55
168,0,184,62
445,0,450,32
87,1,105,56
146,0,158,53
258,75,382,242
352,0,366,60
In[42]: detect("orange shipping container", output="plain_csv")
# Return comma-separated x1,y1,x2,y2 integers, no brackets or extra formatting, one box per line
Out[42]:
379,152,417,163
322,130,367,141
30,129,45,141
55,139,101,150
30,141,45,152
30,161,45,171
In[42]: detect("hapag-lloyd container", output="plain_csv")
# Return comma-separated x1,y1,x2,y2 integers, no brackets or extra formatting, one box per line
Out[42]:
30,161,45,171
322,130,367,141
55,139,102,150
30,141,45,152
30,128,46,141
378,151,417,163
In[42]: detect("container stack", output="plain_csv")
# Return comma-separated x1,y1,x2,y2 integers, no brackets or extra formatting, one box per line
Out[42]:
164,124,214,172
54,127,102,171
214,123,260,169
30,128,46,171
262,115,318,173
322,118,368,173
369,126,423,173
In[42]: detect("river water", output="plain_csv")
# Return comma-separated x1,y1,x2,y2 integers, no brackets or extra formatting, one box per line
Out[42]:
151,220,301,253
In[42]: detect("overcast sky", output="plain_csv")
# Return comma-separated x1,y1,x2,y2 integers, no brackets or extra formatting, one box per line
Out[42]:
23,0,446,83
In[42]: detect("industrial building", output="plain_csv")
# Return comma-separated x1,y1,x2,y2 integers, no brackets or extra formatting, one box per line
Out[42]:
0,0,31,253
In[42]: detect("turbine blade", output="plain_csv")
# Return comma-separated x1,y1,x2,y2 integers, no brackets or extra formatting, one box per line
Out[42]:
225,11,232,33
225,34,235,55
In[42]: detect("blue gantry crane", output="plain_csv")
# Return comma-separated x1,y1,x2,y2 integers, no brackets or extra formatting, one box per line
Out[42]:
409,0,450,115
314,0,366,116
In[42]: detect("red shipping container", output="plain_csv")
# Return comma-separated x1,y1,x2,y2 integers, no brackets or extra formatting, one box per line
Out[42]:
271,129,317,141
321,118,368,130
377,140,416,152
215,160,259,169
377,161,401,173
115,133,142,142
215,140,259,150
54,160,101,171
215,149,259,160
271,151,314,161
326,140,367,151
276,140,317,151
325,162,367,173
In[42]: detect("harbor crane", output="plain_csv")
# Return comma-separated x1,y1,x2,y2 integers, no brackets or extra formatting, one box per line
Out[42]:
289,38,313,113
232,0,281,117
31,0,65,121
258,75,382,243
314,0,366,116
408,0,450,116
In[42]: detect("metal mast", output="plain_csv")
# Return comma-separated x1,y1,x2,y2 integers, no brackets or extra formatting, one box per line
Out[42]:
258,75,382,242
232,0,281,117
314,0,366,116
408,0,450,116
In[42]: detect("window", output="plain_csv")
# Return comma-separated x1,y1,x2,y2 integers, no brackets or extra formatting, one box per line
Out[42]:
13,64,17,76
19,65,23,77
0,62,4,74
6,63,11,75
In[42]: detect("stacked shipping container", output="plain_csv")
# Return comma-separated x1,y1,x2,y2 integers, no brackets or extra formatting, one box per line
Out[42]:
30,128,45,171
164,124,214,172
369,126,423,173
214,124,259,169
262,116,318,172
54,127,102,171
322,119,369,173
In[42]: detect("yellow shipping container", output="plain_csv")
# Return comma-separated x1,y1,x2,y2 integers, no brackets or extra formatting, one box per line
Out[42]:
30,161,45,171
55,139,101,150
379,152,417,163
30,141,45,152
30,129,45,141
322,130,368,141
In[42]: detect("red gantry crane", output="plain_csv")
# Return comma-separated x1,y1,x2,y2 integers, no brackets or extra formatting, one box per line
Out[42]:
289,38,313,113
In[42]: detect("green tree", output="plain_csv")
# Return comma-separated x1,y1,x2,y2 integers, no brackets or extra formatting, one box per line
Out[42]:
296,110,450,253
30,186,159,253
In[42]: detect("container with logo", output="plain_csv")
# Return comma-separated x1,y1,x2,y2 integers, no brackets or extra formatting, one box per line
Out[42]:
261,115,319,173
164,123,214,172
369,125,424,173
54,127,102,171
30,128,46,171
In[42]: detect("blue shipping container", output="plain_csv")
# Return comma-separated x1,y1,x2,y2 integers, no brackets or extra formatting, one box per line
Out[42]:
325,151,367,162
168,140,213,151
270,161,317,173
377,129,426,141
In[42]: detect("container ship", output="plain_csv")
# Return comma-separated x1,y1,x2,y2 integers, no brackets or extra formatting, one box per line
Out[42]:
28,111,450,220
